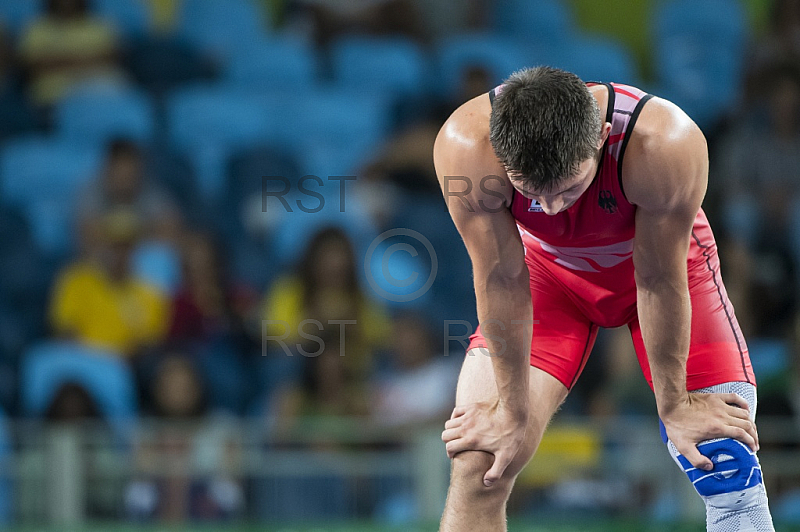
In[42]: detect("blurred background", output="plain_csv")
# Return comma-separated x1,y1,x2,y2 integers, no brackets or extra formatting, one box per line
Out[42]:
0,0,798,530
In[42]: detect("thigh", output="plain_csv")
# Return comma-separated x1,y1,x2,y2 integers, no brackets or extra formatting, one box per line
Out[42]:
467,261,599,391
629,274,756,391
454,347,569,477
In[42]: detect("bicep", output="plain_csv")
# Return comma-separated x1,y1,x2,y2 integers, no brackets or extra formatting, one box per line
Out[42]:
627,100,708,283
433,119,525,282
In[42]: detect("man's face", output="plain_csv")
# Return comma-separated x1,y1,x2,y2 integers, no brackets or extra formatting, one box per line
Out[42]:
505,120,611,215
104,154,143,203
507,155,599,216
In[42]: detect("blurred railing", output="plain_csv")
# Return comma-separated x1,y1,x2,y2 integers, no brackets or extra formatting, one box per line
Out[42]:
3,415,799,527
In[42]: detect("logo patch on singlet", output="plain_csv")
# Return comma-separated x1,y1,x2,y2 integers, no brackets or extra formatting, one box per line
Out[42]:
598,190,618,214
528,200,544,213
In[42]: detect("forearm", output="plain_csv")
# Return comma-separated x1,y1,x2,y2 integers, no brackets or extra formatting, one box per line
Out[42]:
475,269,532,416
636,276,691,416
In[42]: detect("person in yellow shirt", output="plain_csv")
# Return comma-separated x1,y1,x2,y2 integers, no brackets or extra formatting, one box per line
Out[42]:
18,0,127,106
263,226,391,374
50,208,169,357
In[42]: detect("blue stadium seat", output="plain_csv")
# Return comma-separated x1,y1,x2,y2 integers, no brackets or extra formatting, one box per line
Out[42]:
21,341,138,433
132,240,182,296
225,38,318,90
267,88,391,154
654,0,746,45
652,0,747,127
297,140,375,179
229,235,279,291
92,0,151,38
0,137,102,254
0,205,50,322
222,145,302,240
167,85,276,196
1,137,101,203
126,36,217,95
436,34,531,98
177,0,270,58
55,86,156,146
546,36,639,85
23,196,77,256
493,0,574,45
0,0,42,35
330,36,429,99
386,198,474,319
143,145,201,222
227,145,302,203
273,199,378,268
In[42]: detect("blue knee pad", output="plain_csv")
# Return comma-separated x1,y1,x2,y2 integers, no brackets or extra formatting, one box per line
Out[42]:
659,421,763,497
676,439,763,497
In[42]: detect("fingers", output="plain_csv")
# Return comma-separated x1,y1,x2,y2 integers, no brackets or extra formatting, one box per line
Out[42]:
678,442,714,471
723,420,759,452
441,427,460,444
451,405,468,419
483,452,512,487
445,437,475,459
721,393,749,412
726,404,751,421
444,416,464,430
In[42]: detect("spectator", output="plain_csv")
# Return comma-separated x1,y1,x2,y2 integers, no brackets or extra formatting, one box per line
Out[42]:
371,312,458,426
17,0,127,107
712,66,800,339
126,353,244,523
150,354,207,419
714,65,800,247
45,382,100,421
49,208,170,358
271,334,372,441
286,0,425,46
263,226,391,372
168,232,251,347
748,0,800,95
78,139,183,257
359,64,493,200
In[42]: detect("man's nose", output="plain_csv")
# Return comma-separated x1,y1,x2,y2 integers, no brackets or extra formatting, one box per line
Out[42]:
538,197,563,215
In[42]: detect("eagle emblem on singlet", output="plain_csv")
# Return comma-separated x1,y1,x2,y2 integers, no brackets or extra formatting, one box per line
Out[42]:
598,190,618,214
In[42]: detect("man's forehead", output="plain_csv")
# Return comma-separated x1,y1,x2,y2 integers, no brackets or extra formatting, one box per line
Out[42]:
507,172,582,195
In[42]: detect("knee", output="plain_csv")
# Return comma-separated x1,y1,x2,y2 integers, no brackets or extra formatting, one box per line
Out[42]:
678,438,764,506
449,451,517,501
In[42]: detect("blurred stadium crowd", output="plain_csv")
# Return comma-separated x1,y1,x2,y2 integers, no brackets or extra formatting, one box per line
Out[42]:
0,0,799,526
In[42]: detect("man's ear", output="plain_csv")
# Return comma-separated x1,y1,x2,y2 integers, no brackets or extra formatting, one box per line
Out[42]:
598,122,612,149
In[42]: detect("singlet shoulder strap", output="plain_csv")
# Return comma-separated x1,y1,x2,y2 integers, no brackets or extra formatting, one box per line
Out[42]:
598,82,615,124
617,93,654,200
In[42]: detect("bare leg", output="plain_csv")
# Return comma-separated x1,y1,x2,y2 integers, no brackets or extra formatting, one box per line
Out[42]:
439,348,569,532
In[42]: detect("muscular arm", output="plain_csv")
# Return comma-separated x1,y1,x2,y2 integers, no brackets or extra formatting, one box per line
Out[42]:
626,98,705,416
434,96,531,416
626,98,758,468
434,96,532,484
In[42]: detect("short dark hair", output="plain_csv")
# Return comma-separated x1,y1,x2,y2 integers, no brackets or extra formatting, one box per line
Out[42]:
489,67,601,193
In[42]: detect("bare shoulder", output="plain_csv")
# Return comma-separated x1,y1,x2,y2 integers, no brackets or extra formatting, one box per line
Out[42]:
623,96,708,212
434,93,511,213
434,93,494,161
